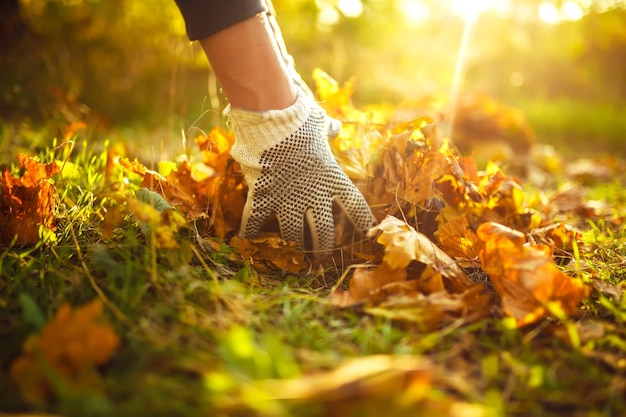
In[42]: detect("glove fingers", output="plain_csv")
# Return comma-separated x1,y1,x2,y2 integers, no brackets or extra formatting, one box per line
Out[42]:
305,204,335,254
239,198,272,240
334,177,377,234
277,208,306,250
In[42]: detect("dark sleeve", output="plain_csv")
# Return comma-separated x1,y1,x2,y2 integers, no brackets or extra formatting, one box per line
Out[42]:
173,0,269,41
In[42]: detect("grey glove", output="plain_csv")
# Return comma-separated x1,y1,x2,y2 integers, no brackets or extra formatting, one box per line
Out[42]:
227,89,376,253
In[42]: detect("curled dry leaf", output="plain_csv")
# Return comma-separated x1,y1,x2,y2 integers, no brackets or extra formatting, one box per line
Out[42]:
529,222,582,264
476,222,589,326
435,214,480,268
230,235,304,275
10,299,120,403
332,216,491,329
0,154,60,245
330,263,408,308
367,216,474,291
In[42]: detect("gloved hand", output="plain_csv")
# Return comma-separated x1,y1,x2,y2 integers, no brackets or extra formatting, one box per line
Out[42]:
227,88,376,253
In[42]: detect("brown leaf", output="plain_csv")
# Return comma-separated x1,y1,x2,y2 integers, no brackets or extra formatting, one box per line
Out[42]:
330,263,408,307
476,222,589,326
367,216,474,291
142,160,209,219
231,235,304,274
118,128,247,238
0,154,60,245
529,222,582,265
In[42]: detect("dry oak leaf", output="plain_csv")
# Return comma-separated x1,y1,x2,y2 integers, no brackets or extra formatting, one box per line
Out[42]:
368,216,474,291
0,154,60,245
476,222,589,327
10,299,120,403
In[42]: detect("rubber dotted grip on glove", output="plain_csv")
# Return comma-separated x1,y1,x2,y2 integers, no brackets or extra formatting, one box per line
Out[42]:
228,89,376,253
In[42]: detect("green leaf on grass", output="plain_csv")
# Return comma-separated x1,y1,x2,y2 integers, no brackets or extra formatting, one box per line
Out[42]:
136,187,172,212
18,293,45,329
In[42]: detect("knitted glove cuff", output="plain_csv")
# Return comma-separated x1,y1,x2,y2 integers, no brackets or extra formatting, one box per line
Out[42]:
227,88,312,167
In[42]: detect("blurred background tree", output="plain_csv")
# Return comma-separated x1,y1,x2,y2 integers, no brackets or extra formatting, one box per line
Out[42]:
1,0,624,155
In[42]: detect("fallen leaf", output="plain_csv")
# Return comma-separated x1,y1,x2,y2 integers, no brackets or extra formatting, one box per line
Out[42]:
435,214,480,268
10,299,120,403
330,263,408,308
0,154,60,245
476,222,589,326
364,285,492,330
262,355,432,402
368,216,474,291
231,236,304,274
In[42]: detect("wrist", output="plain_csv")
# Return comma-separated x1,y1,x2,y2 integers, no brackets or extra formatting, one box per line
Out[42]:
228,88,311,162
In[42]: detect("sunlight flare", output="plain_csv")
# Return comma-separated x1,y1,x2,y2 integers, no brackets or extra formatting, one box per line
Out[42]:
452,0,501,21
398,0,431,25
539,2,560,24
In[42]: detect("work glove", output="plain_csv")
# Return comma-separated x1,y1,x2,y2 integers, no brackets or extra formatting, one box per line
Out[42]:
228,88,377,253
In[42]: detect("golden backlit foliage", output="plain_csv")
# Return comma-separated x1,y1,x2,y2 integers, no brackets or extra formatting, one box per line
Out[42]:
476,222,589,326
3,69,614,332
77,70,602,327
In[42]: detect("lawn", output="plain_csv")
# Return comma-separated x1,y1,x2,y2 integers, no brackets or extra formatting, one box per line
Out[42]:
1,76,625,417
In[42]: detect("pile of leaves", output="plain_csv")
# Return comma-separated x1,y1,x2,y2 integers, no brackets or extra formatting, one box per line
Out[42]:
1,69,624,415
0,70,615,328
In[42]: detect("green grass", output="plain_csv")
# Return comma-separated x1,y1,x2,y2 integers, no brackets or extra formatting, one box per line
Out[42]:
517,98,626,157
1,130,625,417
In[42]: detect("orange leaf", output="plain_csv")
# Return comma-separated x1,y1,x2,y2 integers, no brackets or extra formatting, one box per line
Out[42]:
435,214,480,268
0,154,60,245
476,222,589,326
130,128,246,238
10,299,120,402
331,263,408,307
142,160,209,219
